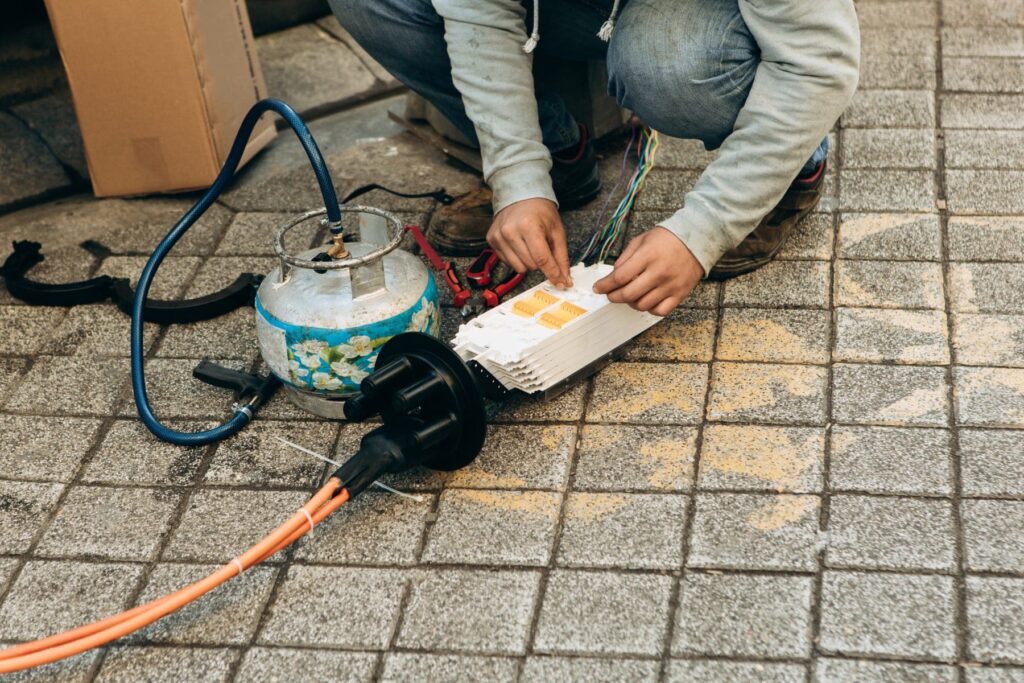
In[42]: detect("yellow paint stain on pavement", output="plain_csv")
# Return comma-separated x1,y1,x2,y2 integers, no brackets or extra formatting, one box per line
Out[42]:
702,426,820,491
879,386,946,422
450,469,527,489
747,495,818,531
458,490,559,519
711,364,822,416
639,438,694,489
717,317,817,362
568,493,629,521
541,425,571,451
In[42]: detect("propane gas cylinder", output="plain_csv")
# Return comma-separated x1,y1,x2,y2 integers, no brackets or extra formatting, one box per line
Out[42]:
255,206,440,418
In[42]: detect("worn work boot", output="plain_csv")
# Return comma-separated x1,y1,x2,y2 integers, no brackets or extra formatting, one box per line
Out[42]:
707,160,827,281
428,125,602,255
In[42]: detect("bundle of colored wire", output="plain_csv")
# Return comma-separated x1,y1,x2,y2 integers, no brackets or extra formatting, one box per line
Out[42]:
577,126,660,264
0,479,349,674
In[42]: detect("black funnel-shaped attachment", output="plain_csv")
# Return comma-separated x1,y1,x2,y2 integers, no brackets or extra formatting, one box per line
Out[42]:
337,333,486,492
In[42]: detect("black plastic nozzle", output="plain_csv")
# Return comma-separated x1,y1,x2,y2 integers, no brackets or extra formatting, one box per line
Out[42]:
332,333,487,497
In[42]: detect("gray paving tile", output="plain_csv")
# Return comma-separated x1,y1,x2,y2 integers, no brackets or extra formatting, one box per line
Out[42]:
44,304,161,358
943,0,1024,26
0,558,17,594
947,131,1024,169
204,420,336,487
961,429,1024,496
945,57,1024,93
95,646,237,683
557,492,687,569
316,15,401,84
830,426,953,495
237,647,378,682
832,364,950,427
296,490,432,566
860,27,939,56
259,24,381,114
382,653,518,683
943,27,1024,57
722,260,830,308
397,569,540,654
967,576,1024,663
950,262,1024,314
963,499,1024,573
834,260,945,309
0,111,69,209
35,485,178,561
6,355,128,416
488,382,587,423
707,362,828,425
858,1,938,27
10,89,88,180
834,308,949,364
717,308,831,364
81,419,210,486
949,217,1024,261
843,90,936,128
947,170,1024,214
955,314,1024,366
634,170,700,211
524,656,660,682
840,170,936,212
654,136,719,169
185,256,277,299
955,366,1024,427
819,571,957,659
0,480,63,554
215,211,317,256
842,129,936,169
131,563,277,645
95,255,202,301
814,658,957,682
534,569,672,656
837,213,942,260
447,425,574,490
574,425,697,492
942,94,1024,129
827,495,956,571
586,362,708,424
859,52,937,90
778,212,835,261
155,309,258,362
965,667,1024,683
698,424,825,493
259,565,405,649
0,414,102,482
423,489,560,566
687,492,820,571
116,358,249,420
668,660,806,683
0,646,99,683
672,573,813,658
0,560,144,641
0,357,27,404
163,488,310,563
0,305,65,355
622,308,715,362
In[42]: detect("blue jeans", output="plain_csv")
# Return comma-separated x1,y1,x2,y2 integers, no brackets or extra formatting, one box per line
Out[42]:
327,0,827,175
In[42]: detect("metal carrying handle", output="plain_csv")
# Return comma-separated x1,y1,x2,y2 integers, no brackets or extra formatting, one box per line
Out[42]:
273,205,405,273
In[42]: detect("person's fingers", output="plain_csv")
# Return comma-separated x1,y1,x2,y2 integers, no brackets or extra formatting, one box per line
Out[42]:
606,270,659,305
593,249,647,294
520,228,564,286
491,229,529,274
550,227,573,287
652,295,682,317
633,287,670,312
614,235,644,268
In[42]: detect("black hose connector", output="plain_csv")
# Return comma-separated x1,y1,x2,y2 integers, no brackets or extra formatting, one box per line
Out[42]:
332,333,487,496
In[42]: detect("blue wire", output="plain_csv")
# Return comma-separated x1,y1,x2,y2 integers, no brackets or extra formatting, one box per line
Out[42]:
131,98,341,445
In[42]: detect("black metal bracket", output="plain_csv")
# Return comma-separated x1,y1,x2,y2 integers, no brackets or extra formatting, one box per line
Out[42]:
0,241,262,324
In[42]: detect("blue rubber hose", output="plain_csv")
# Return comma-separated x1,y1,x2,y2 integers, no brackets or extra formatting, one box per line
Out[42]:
131,98,341,445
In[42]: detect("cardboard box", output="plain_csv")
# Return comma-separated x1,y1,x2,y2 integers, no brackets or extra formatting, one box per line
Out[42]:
44,0,276,197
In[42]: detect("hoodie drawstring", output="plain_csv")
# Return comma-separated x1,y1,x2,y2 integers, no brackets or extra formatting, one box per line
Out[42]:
523,0,620,53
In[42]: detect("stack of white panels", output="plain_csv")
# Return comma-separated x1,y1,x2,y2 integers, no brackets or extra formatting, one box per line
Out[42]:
452,263,661,393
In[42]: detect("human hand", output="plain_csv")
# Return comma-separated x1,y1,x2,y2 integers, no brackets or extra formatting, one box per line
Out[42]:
592,227,704,316
487,197,572,287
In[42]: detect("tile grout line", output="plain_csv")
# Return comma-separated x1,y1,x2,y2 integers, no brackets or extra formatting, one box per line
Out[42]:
517,375,595,680
656,275,725,680
933,7,972,681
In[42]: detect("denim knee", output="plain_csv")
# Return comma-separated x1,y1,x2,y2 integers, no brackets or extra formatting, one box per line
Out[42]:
326,0,440,52
606,0,758,149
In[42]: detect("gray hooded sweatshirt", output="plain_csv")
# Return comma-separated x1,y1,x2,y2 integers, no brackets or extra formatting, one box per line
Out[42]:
431,0,861,274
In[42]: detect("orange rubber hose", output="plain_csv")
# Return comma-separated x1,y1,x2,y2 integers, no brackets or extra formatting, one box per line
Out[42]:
0,479,347,673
